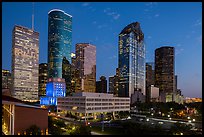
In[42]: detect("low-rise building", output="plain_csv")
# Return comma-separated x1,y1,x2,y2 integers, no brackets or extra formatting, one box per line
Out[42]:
2,95,48,135
57,92,130,119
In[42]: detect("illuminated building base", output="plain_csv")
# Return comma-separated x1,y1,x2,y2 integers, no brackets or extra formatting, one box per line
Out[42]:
40,96,57,105
40,78,66,106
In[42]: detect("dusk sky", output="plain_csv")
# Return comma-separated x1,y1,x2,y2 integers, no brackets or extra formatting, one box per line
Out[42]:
2,2,202,98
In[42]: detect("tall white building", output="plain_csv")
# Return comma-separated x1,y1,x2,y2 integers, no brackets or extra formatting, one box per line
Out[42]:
12,25,39,102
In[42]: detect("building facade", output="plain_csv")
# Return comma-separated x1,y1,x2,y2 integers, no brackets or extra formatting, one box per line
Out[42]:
109,68,119,96
96,76,107,93
75,43,96,92
40,78,66,106
2,95,48,135
155,46,175,102
145,63,154,102
11,25,39,102
38,63,48,97
47,9,72,80
2,69,12,90
150,85,159,102
57,92,130,117
118,22,145,104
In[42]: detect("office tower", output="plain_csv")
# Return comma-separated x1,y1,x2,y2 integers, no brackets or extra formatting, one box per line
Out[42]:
11,25,39,102
155,46,175,102
145,62,155,102
118,22,145,104
62,57,72,96
40,9,72,105
47,9,72,78
175,75,177,91
96,76,107,93
108,68,119,96
109,76,114,94
75,43,96,92
39,63,48,97
2,69,12,89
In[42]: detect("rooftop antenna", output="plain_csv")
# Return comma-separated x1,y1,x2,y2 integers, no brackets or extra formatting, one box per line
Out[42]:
32,2,34,30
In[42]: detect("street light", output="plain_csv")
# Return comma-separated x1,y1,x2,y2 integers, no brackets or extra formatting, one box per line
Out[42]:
192,119,195,122
188,120,192,123
146,118,149,121
168,115,170,118
187,116,190,119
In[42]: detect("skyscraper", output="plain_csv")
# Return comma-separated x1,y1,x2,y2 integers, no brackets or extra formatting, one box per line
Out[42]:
145,63,154,102
48,9,72,79
2,69,12,90
96,76,107,93
155,46,175,102
39,63,48,97
75,43,96,92
47,9,72,94
11,25,39,102
118,22,145,104
108,68,119,96
41,9,71,105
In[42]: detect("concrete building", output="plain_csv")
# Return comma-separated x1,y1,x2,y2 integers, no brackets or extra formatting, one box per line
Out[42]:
150,85,159,102
2,69,12,90
57,92,130,118
11,25,39,102
2,95,48,135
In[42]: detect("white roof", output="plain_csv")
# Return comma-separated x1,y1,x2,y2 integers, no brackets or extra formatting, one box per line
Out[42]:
48,9,72,17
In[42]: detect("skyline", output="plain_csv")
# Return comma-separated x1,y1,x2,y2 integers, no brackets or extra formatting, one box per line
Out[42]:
2,2,202,98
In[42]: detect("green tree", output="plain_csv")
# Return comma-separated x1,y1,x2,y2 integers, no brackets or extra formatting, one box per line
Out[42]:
25,125,41,135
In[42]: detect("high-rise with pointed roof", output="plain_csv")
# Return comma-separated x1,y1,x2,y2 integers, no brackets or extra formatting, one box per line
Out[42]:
118,22,145,104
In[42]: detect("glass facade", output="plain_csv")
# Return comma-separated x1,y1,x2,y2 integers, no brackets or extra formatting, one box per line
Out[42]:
75,43,96,92
118,22,145,100
38,63,48,97
155,46,175,102
48,9,72,78
11,25,39,102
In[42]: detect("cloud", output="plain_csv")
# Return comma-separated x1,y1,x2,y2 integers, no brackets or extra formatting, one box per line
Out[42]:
82,2,90,7
175,48,184,55
176,44,181,47
193,19,202,26
92,21,97,24
103,8,120,20
154,14,159,17
147,36,152,39
97,24,107,29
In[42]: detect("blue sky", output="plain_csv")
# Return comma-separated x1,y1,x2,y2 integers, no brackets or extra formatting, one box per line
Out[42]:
2,2,202,98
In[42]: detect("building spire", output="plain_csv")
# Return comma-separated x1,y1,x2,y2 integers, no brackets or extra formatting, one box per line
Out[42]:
32,2,34,30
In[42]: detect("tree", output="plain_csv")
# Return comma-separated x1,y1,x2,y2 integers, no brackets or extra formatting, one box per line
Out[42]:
25,125,41,135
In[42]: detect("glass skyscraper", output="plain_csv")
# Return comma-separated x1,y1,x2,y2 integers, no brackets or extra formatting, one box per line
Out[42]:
118,22,145,103
11,25,39,102
48,9,72,78
155,46,175,102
